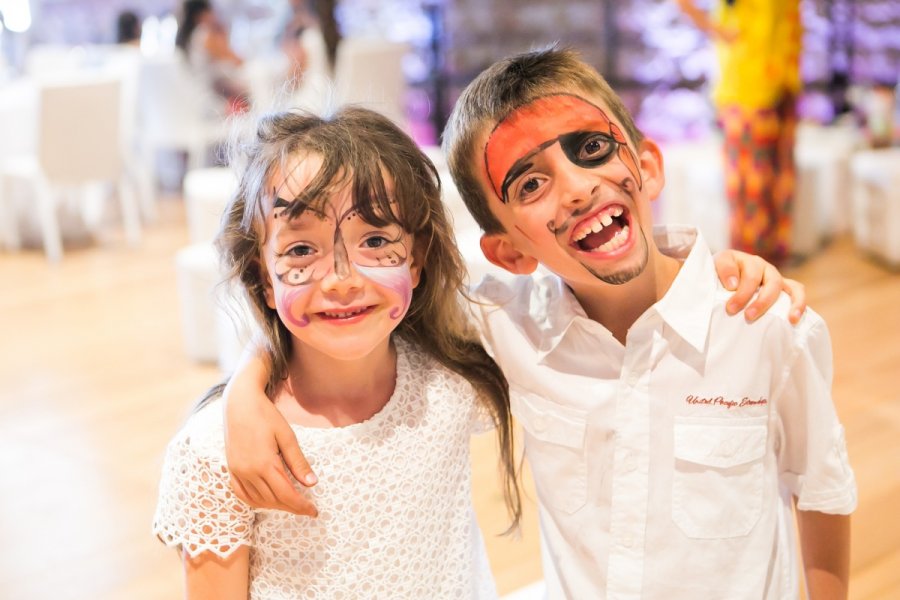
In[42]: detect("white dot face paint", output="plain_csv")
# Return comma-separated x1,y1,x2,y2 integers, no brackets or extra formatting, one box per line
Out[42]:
262,153,418,361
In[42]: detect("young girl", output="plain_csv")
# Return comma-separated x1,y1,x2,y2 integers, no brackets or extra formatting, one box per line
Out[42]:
153,107,520,598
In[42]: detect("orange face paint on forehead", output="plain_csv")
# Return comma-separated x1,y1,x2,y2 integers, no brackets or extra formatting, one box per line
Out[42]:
484,93,640,202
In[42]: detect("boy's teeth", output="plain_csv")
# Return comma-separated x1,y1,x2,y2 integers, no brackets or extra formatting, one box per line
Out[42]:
591,225,629,253
573,206,625,242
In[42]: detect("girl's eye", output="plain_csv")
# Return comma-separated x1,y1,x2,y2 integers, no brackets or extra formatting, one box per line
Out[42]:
286,244,315,258
363,236,389,249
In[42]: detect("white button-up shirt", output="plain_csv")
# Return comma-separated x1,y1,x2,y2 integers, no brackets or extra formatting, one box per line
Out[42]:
468,226,856,599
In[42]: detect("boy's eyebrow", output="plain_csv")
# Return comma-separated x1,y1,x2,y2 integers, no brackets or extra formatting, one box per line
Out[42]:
497,137,557,203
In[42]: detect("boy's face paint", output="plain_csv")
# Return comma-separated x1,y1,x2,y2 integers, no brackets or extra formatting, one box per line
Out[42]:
485,94,642,203
480,94,653,287
263,154,418,360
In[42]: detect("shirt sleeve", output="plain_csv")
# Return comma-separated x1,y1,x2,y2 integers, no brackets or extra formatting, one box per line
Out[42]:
153,417,254,558
774,317,857,514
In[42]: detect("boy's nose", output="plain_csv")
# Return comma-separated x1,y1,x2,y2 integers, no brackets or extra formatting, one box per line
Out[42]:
558,163,598,209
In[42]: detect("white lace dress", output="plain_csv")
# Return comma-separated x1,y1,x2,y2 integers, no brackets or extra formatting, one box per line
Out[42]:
153,339,498,599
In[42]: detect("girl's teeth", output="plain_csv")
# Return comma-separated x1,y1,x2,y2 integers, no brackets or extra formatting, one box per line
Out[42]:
600,213,613,227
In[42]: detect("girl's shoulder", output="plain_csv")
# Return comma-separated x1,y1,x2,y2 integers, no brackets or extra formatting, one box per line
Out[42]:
395,337,480,407
167,394,227,461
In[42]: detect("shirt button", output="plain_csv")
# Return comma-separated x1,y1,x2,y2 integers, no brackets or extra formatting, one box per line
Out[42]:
622,535,634,548
622,455,637,473
626,371,640,386
532,415,547,434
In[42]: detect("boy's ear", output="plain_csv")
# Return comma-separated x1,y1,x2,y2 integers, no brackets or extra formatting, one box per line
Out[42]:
480,234,539,275
638,138,665,202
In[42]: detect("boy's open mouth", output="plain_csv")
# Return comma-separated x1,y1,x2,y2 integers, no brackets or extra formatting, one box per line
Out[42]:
570,204,630,253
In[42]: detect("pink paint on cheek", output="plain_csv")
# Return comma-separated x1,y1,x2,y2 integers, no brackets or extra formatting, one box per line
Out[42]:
278,286,313,327
356,264,413,320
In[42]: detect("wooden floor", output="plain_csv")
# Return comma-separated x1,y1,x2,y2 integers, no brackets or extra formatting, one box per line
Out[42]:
1,198,898,599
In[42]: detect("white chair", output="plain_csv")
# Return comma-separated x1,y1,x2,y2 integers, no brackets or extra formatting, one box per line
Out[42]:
23,44,89,78
333,37,409,128
850,148,900,268
0,79,37,251
0,75,141,261
102,45,157,223
136,55,226,189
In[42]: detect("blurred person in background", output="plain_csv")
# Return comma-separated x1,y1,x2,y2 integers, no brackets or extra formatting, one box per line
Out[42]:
676,0,802,266
116,10,142,46
278,0,314,84
176,0,249,115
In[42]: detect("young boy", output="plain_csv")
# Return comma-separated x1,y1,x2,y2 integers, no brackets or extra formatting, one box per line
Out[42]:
222,48,852,599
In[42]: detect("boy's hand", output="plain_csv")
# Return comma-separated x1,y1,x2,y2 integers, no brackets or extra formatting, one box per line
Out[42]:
224,395,319,516
713,250,806,324
222,344,319,516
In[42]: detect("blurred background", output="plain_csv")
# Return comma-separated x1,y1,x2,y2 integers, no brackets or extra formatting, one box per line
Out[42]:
0,0,898,598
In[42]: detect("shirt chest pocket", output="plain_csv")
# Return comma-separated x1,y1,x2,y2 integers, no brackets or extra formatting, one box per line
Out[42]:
512,390,588,515
672,416,768,539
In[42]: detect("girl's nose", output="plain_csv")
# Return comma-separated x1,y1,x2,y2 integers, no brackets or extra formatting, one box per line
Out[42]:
319,245,363,296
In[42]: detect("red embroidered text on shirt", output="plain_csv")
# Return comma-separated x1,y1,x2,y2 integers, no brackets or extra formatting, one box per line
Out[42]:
685,395,768,409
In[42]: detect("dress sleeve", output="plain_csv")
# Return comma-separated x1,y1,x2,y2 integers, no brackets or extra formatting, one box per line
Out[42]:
153,421,254,559
774,317,857,514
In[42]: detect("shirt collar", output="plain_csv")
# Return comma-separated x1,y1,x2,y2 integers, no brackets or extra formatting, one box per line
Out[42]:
651,227,716,353
536,225,714,360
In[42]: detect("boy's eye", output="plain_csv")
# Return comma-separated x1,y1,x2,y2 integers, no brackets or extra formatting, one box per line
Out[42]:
514,174,546,204
559,131,617,168
579,135,613,160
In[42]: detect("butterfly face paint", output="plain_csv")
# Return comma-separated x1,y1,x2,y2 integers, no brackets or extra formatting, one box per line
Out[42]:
484,94,642,204
262,159,417,359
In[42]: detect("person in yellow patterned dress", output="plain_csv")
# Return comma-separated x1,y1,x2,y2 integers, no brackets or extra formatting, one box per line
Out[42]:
677,0,802,264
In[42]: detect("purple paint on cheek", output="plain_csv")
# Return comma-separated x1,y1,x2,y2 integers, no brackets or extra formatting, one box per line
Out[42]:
356,264,413,320
279,286,313,327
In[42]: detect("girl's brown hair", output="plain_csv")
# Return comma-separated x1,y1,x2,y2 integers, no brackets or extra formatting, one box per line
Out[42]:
213,106,521,530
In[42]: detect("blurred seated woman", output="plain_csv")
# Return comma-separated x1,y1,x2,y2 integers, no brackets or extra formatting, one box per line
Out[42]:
175,0,249,115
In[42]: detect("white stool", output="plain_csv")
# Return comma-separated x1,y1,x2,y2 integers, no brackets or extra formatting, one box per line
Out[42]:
850,148,900,268
183,167,237,245
658,138,729,253
175,243,220,364
793,124,860,256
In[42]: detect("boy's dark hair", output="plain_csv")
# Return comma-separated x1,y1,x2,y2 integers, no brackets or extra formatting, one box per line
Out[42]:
442,46,644,235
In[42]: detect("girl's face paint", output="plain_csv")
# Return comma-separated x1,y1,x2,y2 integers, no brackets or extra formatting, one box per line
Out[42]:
262,154,419,360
